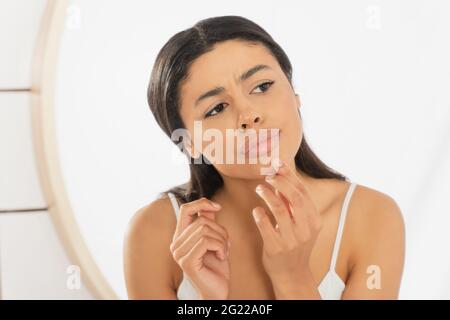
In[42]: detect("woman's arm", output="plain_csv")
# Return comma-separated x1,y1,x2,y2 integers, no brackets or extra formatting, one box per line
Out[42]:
341,192,405,299
123,198,180,299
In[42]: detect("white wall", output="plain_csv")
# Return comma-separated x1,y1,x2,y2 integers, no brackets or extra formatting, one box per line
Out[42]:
0,0,93,299
0,210,93,299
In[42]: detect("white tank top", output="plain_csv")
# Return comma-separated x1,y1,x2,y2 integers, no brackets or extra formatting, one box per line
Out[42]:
168,181,357,300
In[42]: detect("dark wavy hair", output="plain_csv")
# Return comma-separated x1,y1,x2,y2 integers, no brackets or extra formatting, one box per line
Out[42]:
147,15,346,204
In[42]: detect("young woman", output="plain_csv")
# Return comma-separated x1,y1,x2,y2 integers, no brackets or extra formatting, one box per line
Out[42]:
123,16,405,300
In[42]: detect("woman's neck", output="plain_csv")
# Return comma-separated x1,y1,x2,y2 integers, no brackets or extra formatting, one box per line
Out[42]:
213,159,320,227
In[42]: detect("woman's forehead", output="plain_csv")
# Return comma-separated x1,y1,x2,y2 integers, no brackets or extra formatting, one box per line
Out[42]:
188,40,276,80
180,41,279,102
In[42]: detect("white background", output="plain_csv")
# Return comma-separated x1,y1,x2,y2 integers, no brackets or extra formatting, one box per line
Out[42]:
0,0,94,299
22,0,450,299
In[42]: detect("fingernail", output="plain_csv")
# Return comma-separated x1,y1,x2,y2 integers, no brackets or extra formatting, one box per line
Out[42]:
272,158,283,169
252,209,261,222
211,201,221,209
255,184,264,193
265,175,275,182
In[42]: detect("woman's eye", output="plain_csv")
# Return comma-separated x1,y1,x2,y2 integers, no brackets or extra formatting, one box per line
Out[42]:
203,81,274,119
252,80,274,94
204,103,226,118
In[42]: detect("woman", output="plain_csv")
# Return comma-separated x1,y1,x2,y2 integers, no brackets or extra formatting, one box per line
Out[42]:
124,15,405,300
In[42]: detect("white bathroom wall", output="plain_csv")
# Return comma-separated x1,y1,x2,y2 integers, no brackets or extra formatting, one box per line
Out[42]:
0,93,45,209
0,211,93,299
0,0,94,299
0,0,47,89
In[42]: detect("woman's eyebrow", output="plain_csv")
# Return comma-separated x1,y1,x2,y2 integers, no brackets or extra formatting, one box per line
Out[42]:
194,64,272,107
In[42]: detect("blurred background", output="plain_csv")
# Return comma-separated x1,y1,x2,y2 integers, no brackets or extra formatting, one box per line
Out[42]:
0,0,449,299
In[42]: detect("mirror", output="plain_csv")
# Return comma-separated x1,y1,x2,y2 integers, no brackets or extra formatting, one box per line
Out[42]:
35,0,450,299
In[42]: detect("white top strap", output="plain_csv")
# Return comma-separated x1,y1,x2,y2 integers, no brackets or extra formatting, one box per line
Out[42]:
329,182,357,271
167,192,180,218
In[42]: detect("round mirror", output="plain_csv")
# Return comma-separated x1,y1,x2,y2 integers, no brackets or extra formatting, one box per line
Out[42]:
33,0,450,299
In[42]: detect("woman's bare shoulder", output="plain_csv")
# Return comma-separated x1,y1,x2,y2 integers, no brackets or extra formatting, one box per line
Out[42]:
341,183,405,298
346,182,405,259
126,195,178,237
123,194,181,299
350,183,404,221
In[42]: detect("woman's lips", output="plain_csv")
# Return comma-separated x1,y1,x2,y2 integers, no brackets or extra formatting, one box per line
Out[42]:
239,129,280,156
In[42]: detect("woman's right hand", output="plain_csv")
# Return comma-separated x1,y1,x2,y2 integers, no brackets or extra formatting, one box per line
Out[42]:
170,197,231,300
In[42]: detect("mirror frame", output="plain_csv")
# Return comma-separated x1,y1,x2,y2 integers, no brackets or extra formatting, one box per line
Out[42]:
31,0,118,299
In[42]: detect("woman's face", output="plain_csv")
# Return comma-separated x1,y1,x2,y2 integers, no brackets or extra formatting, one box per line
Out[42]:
179,39,302,179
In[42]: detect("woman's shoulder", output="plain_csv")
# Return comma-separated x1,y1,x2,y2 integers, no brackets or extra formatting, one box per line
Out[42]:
325,178,402,216
350,182,403,221
343,182,405,254
124,194,182,294
343,183,405,297
126,194,178,237
323,178,404,249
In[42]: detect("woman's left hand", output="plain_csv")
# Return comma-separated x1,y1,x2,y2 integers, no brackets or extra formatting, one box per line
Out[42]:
252,158,323,286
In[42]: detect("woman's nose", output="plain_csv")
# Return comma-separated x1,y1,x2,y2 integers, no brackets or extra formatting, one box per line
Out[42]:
238,113,263,131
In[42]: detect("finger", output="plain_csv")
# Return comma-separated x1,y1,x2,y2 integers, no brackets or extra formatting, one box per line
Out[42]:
188,216,229,242
171,217,228,254
270,159,319,222
276,189,291,215
270,158,308,196
174,197,221,238
172,224,228,261
182,236,228,271
252,206,280,252
265,174,308,226
197,210,218,221
255,183,296,242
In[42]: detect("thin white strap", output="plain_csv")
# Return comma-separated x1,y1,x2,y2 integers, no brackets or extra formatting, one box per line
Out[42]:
329,182,357,271
167,192,180,218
